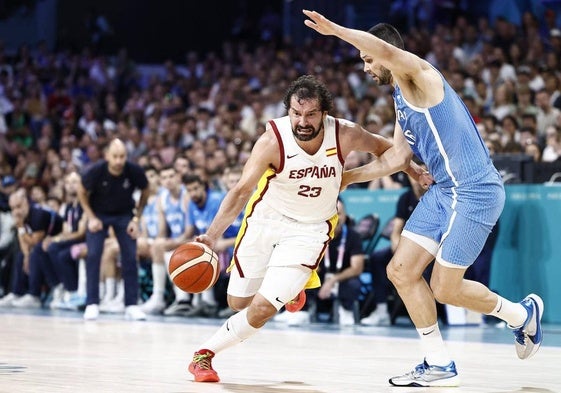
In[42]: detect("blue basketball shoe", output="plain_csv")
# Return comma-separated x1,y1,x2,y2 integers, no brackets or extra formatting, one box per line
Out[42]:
389,359,459,387
511,293,544,360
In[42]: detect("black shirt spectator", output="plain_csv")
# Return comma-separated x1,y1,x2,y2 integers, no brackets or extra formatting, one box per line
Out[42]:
81,161,147,215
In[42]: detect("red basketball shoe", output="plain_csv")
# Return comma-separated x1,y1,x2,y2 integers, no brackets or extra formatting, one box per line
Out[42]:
285,290,306,313
188,349,220,382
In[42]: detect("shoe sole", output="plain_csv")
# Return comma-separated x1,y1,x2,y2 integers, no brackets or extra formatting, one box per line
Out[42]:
188,364,220,382
518,293,544,360
125,315,146,321
389,374,460,387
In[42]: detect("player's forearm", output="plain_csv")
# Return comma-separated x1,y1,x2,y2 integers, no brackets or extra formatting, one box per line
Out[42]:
332,24,394,61
346,152,408,185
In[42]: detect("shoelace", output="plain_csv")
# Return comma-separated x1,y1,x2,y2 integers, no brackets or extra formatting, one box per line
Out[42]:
409,362,428,378
193,353,213,370
513,328,526,345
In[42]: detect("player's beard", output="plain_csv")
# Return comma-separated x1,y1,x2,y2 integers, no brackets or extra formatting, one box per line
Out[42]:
375,66,392,86
292,121,323,142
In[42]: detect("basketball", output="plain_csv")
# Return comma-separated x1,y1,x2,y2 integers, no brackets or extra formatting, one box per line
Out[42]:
168,242,220,293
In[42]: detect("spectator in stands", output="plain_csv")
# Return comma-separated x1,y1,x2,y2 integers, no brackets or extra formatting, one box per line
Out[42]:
0,188,63,308
542,125,561,162
46,171,87,310
490,83,517,121
515,84,539,118
136,165,161,260
0,204,15,296
316,198,365,326
535,89,561,137
500,114,521,147
0,174,17,211
77,138,149,321
142,164,190,316
173,173,228,318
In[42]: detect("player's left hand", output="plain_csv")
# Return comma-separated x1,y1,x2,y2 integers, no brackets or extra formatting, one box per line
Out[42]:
303,10,339,36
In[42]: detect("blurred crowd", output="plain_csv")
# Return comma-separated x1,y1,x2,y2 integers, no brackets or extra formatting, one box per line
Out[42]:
1,11,561,202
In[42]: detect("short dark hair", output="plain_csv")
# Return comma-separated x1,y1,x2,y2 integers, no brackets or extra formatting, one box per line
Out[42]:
283,75,333,113
182,173,204,186
367,23,404,50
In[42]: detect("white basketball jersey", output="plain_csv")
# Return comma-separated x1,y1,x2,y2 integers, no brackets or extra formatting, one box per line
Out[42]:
250,115,344,223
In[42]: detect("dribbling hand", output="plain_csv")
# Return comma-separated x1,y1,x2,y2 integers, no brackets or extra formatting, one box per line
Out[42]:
194,234,216,250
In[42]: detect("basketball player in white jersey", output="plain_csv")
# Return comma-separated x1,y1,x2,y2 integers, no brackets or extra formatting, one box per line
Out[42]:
303,10,544,387
187,75,431,382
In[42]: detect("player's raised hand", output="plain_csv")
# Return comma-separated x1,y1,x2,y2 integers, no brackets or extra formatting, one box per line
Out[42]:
303,10,340,36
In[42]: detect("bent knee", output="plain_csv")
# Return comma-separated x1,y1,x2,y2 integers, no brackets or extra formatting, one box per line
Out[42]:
387,263,415,288
430,283,457,305
227,296,251,311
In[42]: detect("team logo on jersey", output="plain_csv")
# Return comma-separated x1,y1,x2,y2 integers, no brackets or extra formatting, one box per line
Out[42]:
326,147,337,157
403,129,416,145
123,179,130,189
397,110,406,122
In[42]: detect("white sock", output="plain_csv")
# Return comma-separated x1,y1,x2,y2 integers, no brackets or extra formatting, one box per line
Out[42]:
375,303,388,314
417,323,452,366
488,295,527,327
104,278,116,299
201,289,217,306
174,286,190,302
151,263,166,300
114,279,124,301
99,282,105,300
77,259,87,297
199,308,258,354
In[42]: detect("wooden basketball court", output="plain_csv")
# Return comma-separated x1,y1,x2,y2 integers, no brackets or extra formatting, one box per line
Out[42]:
1,310,560,392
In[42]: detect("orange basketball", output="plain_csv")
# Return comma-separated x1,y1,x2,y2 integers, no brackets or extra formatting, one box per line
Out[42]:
168,242,220,293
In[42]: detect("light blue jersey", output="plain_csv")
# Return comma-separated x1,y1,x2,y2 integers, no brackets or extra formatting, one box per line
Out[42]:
394,72,505,266
188,190,225,236
163,187,187,239
142,198,159,239
394,74,497,188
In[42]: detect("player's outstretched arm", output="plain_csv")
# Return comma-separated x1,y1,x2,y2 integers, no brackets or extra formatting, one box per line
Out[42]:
303,9,422,79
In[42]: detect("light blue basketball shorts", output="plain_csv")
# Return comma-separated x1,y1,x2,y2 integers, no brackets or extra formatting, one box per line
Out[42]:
403,173,505,267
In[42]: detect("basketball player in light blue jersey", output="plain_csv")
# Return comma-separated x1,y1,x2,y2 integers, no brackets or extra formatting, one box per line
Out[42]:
179,173,227,318
141,165,189,315
304,10,544,388
137,166,161,259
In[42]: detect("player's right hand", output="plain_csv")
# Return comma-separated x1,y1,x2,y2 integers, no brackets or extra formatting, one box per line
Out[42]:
194,234,216,250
